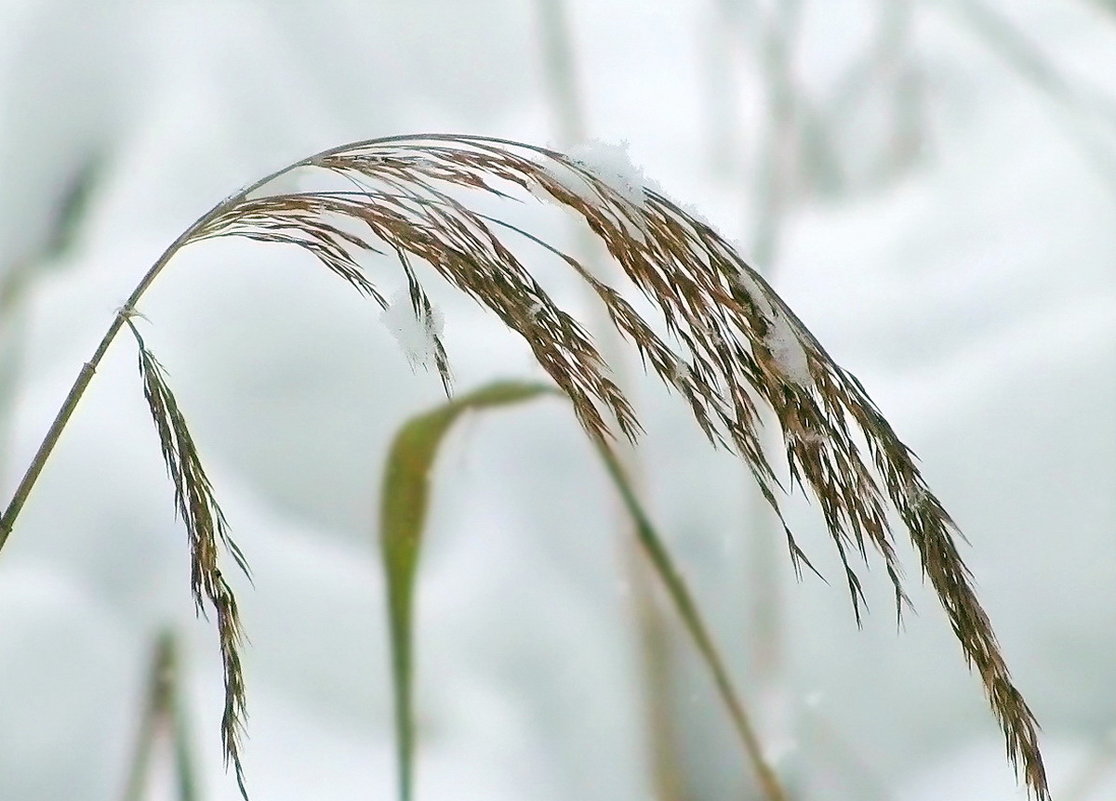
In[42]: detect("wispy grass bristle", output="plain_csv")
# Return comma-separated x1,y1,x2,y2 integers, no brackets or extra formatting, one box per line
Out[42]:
125,317,250,798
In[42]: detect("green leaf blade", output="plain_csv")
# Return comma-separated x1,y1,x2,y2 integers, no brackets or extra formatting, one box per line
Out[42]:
378,381,555,801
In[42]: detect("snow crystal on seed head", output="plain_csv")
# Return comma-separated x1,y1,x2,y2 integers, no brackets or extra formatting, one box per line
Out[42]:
764,310,813,387
381,289,444,369
566,139,646,208
728,262,775,318
904,479,931,511
680,199,716,232
643,176,713,228
525,299,545,323
532,157,598,206
666,355,692,386
724,260,811,387
796,429,825,446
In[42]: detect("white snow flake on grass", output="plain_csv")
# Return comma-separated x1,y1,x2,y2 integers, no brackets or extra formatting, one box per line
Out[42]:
764,308,813,387
381,289,444,369
566,139,647,209
528,140,651,243
680,200,715,231
727,263,812,387
904,479,931,511
666,354,692,386
729,262,776,318
532,158,598,206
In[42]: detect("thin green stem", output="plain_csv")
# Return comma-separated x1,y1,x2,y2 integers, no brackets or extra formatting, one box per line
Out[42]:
386,579,415,801
0,221,211,549
593,439,789,801
0,360,96,548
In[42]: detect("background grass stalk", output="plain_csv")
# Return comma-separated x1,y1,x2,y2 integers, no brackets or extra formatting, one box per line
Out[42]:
533,5,688,797
121,629,198,801
0,154,102,492
380,382,556,801
0,265,32,491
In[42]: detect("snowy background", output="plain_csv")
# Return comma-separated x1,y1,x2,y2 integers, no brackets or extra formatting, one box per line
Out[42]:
1,1,1115,799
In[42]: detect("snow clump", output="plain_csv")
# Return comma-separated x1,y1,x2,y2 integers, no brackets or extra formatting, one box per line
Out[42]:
728,264,812,387
728,262,776,318
381,288,445,369
763,308,813,387
666,355,692,386
566,139,647,209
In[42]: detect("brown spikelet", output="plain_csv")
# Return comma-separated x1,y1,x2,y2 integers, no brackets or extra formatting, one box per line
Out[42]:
124,316,251,799
184,134,1047,798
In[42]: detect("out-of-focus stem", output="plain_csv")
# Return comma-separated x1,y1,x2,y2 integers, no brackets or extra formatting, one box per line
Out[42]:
0,267,31,493
703,0,750,176
750,0,803,271
883,0,922,179
535,0,587,143
825,0,921,185
534,4,688,798
0,154,102,505
699,1,799,783
622,540,689,801
949,0,1116,192
732,0,805,710
122,630,199,801
954,0,1116,128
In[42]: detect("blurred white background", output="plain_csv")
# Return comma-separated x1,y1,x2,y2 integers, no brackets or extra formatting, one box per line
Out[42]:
1,1,1114,799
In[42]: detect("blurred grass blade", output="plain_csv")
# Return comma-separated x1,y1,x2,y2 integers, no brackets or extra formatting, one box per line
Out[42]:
380,379,788,801
379,381,555,801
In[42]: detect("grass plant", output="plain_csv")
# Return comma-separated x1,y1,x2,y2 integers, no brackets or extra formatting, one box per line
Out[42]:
0,133,1049,800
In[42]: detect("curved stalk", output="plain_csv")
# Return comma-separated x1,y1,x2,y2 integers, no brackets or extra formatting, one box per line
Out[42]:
0,197,241,548
0,133,443,550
